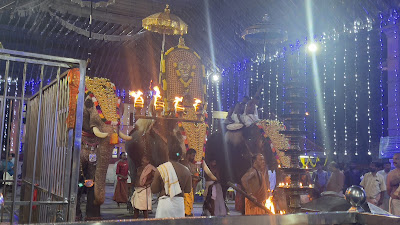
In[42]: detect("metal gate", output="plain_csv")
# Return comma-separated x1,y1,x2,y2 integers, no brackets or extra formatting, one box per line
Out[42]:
0,48,86,223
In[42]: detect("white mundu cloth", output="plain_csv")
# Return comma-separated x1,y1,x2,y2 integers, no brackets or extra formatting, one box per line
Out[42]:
155,196,184,218
155,162,184,218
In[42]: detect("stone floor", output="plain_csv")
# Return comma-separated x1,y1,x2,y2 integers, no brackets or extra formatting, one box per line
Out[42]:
80,184,242,220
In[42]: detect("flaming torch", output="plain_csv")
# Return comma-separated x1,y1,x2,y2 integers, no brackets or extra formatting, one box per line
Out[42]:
153,86,164,113
130,90,144,112
173,96,185,115
193,98,202,112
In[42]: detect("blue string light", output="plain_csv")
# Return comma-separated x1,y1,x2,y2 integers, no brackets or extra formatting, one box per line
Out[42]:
380,13,385,137
304,37,308,151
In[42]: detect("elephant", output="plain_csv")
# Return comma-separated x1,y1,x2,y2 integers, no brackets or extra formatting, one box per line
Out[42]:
125,118,185,183
205,123,279,199
75,77,132,220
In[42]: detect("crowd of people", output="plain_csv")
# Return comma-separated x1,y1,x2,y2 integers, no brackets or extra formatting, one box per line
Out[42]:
304,154,400,215
111,139,227,219
110,142,400,218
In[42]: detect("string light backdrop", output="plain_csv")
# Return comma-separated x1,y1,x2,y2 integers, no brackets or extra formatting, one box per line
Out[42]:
208,27,385,161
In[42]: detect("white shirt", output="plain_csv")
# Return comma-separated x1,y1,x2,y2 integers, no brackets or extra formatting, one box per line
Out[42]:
268,170,276,191
241,105,259,127
377,170,390,183
360,172,386,200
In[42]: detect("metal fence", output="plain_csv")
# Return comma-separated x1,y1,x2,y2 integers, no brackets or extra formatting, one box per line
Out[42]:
0,48,86,223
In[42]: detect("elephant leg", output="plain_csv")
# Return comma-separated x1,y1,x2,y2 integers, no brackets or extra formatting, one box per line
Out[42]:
85,161,101,219
86,186,101,220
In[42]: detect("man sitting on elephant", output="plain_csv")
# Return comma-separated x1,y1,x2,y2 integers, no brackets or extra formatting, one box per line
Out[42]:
241,96,260,127
151,138,192,218
241,153,270,215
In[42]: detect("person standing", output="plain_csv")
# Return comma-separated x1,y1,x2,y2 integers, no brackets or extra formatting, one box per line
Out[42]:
180,148,200,216
326,162,345,194
312,161,329,196
2,153,14,191
387,153,400,215
113,152,129,206
378,161,392,211
241,154,270,215
151,138,192,218
360,162,386,206
132,156,156,219
113,155,121,192
202,159,226,216
344,162,361,192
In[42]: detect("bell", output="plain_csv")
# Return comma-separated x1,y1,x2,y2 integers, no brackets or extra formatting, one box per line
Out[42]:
110,133,119,145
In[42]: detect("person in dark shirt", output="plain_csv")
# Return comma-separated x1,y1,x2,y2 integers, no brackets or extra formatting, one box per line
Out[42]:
344,162,361,192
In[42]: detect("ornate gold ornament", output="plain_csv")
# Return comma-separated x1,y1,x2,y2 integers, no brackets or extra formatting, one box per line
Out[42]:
85,77,120,125
174,61,196,88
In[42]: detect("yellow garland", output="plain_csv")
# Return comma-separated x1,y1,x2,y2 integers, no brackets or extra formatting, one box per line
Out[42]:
256,120,290,168
181,108,207,162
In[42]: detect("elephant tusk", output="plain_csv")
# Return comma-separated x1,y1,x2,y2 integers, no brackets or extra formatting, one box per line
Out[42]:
93,127,108,138
118,131,132,141
203,161,217,181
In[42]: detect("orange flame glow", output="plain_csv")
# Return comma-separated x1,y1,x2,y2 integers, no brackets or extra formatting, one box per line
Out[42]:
173,97,185,112
279,210,286,215
130,90,144,108
193,98,202,111
265,196,275,214
153,86,164,111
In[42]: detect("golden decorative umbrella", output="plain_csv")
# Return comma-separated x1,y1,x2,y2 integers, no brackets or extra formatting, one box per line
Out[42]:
142,4,188,83
142,4,188,36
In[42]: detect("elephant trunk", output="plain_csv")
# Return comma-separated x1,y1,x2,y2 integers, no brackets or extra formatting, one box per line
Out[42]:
93,143,113,205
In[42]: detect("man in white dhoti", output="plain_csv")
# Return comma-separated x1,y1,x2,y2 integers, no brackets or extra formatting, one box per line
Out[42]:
387,153,400,216
151,138,192,218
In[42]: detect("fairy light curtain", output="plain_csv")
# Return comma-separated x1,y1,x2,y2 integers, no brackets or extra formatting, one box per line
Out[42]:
209,29,386,160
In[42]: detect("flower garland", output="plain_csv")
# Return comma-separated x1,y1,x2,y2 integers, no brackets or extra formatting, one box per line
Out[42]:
256,120,291,167
178,111,208,162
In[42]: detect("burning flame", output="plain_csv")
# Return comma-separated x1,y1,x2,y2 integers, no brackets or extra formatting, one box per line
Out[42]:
130,90,144,108
193,98,202,111
279,210,286,215
153,86,164,111
173,96,185,112
265,196,275,214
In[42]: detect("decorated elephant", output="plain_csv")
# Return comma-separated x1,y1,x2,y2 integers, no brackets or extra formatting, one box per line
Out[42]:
70,75,132,220
124,118,185,182
205,122,280,192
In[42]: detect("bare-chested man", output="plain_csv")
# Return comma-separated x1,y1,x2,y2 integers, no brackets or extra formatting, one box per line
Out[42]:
241,154,270,215
180,148,200,216
387,153,400,215
151,138,192,218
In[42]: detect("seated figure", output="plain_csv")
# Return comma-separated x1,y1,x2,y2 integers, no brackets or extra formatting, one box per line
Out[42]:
241,97,260,127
